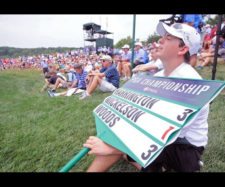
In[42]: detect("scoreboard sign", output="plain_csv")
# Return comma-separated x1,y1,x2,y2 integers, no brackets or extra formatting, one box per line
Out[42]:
93,75,225,168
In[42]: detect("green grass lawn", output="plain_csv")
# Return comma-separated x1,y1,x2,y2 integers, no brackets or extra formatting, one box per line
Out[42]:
0,64,225,172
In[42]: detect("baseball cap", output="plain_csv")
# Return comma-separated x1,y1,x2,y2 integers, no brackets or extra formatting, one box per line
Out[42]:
100,55,112,61
156,22,201,55
122,44,130,49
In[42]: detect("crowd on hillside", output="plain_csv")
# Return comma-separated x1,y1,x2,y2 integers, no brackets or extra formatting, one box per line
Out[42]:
1,15,225,100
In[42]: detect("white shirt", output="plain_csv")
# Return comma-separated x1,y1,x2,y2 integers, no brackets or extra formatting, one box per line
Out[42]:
148,59,164,70
154,63,209,147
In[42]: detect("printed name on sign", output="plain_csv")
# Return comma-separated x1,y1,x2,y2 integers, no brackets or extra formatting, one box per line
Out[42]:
94,105,120,127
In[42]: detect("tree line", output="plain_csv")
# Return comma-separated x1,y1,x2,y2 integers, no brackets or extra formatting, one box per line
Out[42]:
0,47,77,58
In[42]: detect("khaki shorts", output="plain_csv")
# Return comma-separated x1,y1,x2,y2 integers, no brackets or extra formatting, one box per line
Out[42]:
98,79,117,92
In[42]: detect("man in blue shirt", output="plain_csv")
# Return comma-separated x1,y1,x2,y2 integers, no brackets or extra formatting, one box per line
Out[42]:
48,63,88,97
80,55,119,100
134,42,148,68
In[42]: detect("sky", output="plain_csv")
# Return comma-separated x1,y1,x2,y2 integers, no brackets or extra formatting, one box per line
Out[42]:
0,14,172,48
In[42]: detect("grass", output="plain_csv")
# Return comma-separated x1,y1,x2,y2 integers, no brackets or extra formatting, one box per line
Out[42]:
0,63,225,172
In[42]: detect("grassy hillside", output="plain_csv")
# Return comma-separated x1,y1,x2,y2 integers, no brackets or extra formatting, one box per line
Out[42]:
0,64,225,172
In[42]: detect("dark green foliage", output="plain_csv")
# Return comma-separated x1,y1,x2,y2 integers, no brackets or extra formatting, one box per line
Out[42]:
146,33,161,44
114,36,132,49
0,47,78,58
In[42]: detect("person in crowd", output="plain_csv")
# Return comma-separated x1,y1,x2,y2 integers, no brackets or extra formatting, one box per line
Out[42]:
83,22,208,172
132,43,163,75
117,44,132,81
40,59,49,75
79,55,119,100
48,63,88,97
133,42,147,68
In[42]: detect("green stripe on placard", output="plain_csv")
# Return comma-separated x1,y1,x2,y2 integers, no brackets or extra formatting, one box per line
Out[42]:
101,102,164,147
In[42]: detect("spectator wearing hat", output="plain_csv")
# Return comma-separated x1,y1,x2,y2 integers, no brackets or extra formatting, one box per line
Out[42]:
132,45,163,75
83,22,208,172
204,24,211,35
133,42,149,68
48,63,88,97
117,44,132,81
50,65,74,92
202,24,213,49
40,68,58,92
79,55,119,100
70,63,88,90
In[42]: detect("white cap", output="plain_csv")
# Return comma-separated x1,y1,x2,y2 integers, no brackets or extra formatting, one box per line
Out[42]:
135,42,143,47
122,44,130,49
100,55,112,61
156,22,201,55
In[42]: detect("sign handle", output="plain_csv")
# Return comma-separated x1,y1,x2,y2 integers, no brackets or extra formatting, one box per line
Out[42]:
59,147,90,172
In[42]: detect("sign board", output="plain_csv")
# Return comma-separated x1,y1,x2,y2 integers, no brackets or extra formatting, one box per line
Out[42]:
93,75,225,168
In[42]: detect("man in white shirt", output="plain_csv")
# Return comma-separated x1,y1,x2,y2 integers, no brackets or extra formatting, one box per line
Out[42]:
132,46,163,75
83,22,208,172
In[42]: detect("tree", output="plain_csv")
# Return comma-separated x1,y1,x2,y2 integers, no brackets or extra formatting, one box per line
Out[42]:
114,36,132,49
0,47,77,58
147,32,161,44
206,15,225,26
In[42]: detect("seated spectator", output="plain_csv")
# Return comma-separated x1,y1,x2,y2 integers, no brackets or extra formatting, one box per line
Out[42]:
197,36,224,68
83,21,207,173
50,66,73,92
79,55,119,100
132,44,163,75
133,42,146,68
0,58,5,70
202,25,212,51
117,44,132,81
40,70,58,92
48,63,88,96
218,39,225,60
70,63,88,90
40,59,49,75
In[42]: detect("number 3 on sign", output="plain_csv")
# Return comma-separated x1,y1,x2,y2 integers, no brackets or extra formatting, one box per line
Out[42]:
141,144,158,160
177,109,193,121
